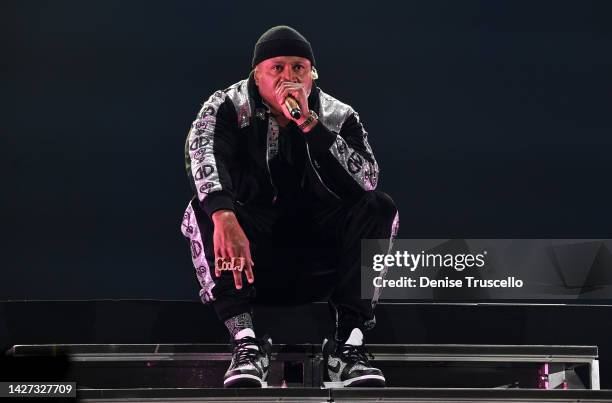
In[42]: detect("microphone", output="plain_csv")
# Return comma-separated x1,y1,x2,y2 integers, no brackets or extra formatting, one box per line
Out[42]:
284,96,301,120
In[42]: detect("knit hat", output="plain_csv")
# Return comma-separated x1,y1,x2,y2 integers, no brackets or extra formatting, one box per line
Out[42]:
252,25,315,67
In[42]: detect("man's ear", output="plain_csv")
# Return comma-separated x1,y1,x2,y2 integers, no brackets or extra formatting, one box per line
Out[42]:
311,66,319,80
253,68,260,86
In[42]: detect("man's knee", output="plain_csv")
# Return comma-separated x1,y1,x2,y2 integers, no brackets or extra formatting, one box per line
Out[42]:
361,190,398,222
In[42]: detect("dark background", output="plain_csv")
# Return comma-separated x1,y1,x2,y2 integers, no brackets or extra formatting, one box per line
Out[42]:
3,0,611,301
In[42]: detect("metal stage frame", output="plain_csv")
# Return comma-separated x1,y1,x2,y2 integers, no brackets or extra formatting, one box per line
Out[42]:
7,343,601,392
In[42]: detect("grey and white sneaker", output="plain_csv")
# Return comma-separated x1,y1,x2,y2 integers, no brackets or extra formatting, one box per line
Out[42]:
223,332,272,388
322,328,386,387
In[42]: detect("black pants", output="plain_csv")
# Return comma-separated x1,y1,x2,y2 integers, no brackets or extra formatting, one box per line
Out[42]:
181,190,398,335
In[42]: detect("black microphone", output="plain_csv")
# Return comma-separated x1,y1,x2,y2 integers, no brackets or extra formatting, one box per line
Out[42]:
284,96,301,119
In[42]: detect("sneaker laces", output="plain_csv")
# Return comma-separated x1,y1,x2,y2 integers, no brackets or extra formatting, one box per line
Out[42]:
338,343,375,365
232,336,262,366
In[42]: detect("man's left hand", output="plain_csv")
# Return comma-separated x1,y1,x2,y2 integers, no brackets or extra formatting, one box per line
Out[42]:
275,81,309,123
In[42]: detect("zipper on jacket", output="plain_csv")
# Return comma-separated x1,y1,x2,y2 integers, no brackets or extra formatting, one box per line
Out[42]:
265,155,278,204
265,117,279,204
305,142,341,200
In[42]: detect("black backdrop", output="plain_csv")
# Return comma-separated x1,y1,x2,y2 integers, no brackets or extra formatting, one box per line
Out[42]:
3,0,612,300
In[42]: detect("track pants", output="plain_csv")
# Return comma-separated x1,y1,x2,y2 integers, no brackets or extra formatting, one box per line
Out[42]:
181,190,399,336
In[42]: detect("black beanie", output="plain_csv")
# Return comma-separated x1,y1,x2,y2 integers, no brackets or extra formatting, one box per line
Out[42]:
252,25,315,67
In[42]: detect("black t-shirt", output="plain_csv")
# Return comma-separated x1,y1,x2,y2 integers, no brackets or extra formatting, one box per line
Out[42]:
270,122,309,207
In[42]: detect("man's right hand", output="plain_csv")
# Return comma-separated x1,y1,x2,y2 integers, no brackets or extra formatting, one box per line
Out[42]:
211,210,255,290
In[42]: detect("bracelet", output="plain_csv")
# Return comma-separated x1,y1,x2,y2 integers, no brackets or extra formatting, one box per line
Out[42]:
298,110,318,130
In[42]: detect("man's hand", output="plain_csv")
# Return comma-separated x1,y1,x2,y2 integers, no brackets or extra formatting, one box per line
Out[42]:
275,81,310,124
212,210,255,290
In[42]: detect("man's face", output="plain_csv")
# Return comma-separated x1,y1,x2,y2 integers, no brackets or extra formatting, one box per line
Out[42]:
254,56,313,114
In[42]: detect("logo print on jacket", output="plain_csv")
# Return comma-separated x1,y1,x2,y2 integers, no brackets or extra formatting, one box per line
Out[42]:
190,136,211,151
199,182,214,194
195,165,215,181
347,152,364,174
191,240,202,259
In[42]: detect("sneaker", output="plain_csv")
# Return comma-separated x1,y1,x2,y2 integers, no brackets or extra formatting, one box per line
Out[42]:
223,331,272,388
322,328,386,387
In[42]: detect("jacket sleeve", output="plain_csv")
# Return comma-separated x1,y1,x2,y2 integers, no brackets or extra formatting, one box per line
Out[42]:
304,108,379,198
185,90,239,218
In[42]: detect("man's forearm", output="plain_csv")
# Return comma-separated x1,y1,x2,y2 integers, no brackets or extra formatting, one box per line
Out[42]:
212,209,237,224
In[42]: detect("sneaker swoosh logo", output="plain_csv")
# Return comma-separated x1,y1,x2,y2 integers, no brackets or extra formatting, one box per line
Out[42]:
327,361,341,373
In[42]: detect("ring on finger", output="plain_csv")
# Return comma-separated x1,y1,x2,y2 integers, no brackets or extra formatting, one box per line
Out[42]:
217,257,238,271
231,257,245,272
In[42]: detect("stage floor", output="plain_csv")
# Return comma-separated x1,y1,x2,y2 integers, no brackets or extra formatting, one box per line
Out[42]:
77,387,612,402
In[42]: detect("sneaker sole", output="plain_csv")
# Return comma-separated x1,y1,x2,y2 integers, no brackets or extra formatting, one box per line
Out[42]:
223,373,264,388
344,374,386,387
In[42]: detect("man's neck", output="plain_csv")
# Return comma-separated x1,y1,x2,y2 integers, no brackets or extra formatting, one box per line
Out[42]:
263,100,291,127
273,114,291,128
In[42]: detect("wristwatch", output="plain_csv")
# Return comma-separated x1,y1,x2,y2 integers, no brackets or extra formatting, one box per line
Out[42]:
298,110,318,130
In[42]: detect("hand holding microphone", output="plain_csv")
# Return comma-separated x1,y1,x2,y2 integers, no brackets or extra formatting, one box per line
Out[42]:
275,81,308,122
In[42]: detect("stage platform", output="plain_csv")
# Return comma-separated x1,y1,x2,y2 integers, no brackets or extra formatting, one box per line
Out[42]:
76,387,612,402
3,300,612,399
4,342,602,402
6,343,601,389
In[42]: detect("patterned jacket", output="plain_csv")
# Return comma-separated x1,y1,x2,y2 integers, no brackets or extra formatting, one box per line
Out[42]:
184,72,379,218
